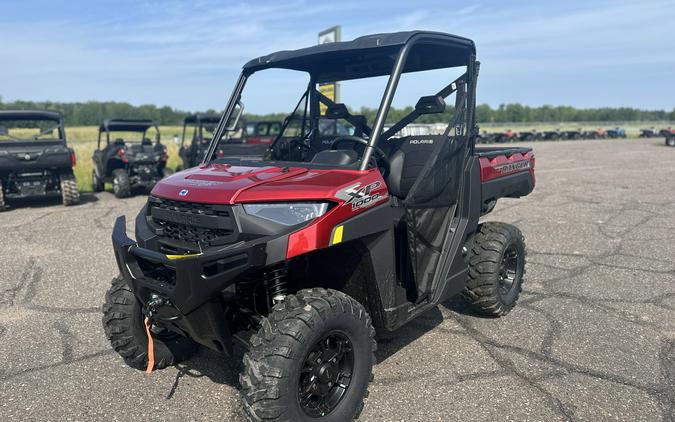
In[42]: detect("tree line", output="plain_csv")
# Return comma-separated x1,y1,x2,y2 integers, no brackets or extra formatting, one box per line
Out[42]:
1,98,673,125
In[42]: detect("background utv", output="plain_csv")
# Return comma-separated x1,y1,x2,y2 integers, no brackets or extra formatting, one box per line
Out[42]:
92,119,170,198
103,31,536,421
0,110,79,210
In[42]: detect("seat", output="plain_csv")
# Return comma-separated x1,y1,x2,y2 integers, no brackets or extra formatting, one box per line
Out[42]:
385,135,443,199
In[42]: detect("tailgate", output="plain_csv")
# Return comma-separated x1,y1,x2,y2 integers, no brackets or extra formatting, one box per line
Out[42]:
475,146,535,212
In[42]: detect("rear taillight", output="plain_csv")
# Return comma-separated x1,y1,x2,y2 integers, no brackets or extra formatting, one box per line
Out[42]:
217,150,225,157
70,151,77,167
117,148,129,163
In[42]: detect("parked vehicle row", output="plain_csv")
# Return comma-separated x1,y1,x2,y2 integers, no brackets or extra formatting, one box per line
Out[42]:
477,127,628,143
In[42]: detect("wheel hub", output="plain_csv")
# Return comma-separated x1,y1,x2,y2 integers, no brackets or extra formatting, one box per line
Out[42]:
499,245,519,294
298,332,354,417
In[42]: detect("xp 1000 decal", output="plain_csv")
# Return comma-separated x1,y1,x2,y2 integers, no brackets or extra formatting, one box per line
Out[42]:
337,181,387,211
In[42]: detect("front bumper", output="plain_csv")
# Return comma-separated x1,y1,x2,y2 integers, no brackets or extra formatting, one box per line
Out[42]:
112,215,270,353
112,215,267,314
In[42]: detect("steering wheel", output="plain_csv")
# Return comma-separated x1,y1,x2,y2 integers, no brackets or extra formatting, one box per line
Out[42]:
330,136,391,178
270,136,311,161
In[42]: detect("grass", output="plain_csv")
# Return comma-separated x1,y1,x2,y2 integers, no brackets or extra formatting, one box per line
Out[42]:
52,121,673,191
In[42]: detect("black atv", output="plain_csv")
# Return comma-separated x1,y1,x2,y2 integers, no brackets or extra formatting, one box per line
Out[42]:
177,114,221,170
92,119,169,198
103,31,535,421
0,110,79,210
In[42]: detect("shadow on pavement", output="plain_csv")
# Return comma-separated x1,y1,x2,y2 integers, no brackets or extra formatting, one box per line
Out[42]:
375,306,445,363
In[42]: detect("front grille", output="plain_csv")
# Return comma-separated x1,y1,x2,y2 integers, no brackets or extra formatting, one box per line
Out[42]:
147,196,236,248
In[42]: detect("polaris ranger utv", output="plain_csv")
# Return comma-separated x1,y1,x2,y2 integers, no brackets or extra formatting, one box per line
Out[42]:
103,31,535,421
0,110,79,210
177,114,221,170
92,119,169,198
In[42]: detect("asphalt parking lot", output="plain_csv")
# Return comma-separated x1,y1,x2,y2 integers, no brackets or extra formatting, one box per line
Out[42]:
0,137,673,421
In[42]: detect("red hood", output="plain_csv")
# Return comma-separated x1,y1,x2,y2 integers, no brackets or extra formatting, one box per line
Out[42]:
151,163,370,204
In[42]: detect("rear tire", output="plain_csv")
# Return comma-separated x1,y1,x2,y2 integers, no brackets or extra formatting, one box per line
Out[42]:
241,288,376,422
60,172,80,206
462,222,526,317
102,275,198,370
92,170,104,192
112,169,131,198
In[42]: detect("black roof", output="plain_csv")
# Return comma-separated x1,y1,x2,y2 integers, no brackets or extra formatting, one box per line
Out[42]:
0,109,63,121
100,119,156,132
183,114,221,125
243,31,475,82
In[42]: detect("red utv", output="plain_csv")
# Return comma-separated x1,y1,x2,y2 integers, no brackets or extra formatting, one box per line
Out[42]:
103,31,535,421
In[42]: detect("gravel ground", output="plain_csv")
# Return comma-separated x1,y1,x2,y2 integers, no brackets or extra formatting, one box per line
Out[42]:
0,137,673,421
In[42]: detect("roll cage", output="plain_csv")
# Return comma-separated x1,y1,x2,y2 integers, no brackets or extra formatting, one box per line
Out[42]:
181,114,220,147
203,31,479,169
0,110,66,142
97,119,161,149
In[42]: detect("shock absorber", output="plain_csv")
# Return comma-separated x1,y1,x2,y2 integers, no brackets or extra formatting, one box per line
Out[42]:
265,267,288,305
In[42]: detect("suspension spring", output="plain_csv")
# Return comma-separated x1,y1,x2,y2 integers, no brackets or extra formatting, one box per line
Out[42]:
265,267,288,305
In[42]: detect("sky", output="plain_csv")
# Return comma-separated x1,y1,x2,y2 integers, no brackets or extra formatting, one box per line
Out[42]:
1,0,674,113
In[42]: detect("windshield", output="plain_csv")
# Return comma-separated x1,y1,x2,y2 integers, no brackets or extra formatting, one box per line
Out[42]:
0,119,63,141
210,67,388,167
103,127,159,144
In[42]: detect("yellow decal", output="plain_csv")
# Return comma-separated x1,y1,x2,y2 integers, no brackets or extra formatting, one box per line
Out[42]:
332,225,344,245
166,253,202,260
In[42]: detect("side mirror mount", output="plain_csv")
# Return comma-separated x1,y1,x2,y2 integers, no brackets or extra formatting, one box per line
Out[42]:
415,95,446,115
225,101,244,131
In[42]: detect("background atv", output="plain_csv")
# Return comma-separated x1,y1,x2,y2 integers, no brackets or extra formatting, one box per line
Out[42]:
0,110,79,210
606,127,626,138
92,119,169,198
640,127,659,138
241,120,283,144
177,114,221,170
103,31,535,421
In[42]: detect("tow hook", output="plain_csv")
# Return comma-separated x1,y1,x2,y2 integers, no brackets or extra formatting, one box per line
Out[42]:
145,293,165,318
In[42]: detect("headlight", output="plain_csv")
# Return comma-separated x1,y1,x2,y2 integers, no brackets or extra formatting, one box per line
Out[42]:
243,202,329,226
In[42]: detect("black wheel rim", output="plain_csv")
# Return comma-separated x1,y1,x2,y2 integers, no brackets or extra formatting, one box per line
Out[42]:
298,331,354,418
499,245,520,295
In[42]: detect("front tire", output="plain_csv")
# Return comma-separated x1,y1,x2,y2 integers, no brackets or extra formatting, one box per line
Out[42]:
60,172,80,206
462,222,526,317
102,275,198,370
667,137,675,147
112,169,131,198
241,289,376,422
